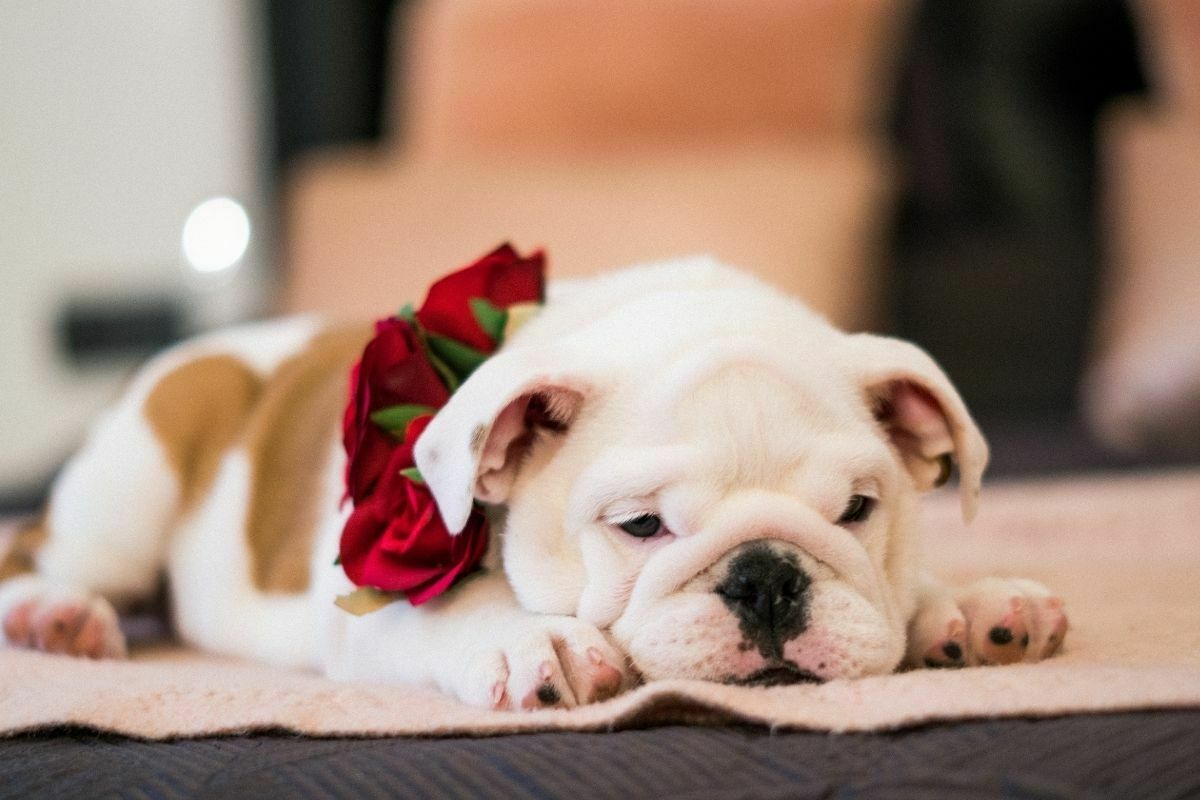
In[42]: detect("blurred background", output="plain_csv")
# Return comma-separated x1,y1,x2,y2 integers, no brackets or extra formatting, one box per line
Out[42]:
2,0,1198,512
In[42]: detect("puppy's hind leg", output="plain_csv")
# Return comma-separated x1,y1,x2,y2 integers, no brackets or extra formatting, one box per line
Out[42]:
0,400,170,657
1,347,259,658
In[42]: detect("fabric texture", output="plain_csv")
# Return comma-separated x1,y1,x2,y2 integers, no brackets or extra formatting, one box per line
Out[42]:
2,469,1199,739
5,712,1200,799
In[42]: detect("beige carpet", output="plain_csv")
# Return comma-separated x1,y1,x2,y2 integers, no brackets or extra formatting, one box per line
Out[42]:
2,469,1199,739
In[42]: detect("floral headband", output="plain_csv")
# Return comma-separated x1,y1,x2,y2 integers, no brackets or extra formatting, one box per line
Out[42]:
336,244,545,615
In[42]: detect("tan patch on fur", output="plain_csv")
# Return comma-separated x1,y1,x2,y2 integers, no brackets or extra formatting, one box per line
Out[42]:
0,517,48,581
143,356,263,508
470,424,488,455
242,325,369,594
141,326,368,595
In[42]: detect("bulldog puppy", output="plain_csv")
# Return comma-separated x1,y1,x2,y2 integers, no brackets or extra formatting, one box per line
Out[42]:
0,258,1068,708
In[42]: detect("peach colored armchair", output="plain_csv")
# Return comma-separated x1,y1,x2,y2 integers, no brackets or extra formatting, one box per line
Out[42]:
1087,0,1200,450
282,0,911,330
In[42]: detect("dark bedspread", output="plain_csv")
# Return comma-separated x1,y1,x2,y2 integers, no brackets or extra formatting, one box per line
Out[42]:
3,710,1198,799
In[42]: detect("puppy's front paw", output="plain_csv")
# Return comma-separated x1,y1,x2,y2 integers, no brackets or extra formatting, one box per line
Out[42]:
0,576,126,659
908,577,1067,669
457,616,630,711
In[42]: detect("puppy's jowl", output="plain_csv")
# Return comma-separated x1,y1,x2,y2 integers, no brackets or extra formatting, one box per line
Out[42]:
0,255,1067,709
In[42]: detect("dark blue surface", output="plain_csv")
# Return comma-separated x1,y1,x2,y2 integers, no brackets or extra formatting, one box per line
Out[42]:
3,711,1199,799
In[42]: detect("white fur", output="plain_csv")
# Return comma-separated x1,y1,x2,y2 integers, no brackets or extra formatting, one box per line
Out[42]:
414,258,987,686
37,316,322,601
2,317,323,654
3,260,1068,703
167,450,322,669
154,316,330,668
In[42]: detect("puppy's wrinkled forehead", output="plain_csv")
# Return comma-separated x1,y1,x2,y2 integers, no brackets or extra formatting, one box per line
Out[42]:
642,347,862,476
563,335,919,543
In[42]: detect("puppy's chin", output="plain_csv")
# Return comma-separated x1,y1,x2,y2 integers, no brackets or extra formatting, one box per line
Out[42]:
611,574,904,684
729,665,825,687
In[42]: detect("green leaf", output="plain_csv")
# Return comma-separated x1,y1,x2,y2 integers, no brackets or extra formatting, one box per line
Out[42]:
424,347,460,393
370,403,435,434
397,302,416,322
425,334,488,382
469,297,509,345
400,466,424,484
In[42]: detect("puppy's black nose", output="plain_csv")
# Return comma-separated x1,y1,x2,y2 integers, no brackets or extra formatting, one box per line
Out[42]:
716,544,811,658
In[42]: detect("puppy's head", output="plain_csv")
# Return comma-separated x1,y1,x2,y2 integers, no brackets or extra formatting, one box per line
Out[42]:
415,302,986,685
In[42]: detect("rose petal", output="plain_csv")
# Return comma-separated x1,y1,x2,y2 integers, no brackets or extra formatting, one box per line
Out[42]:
339,244,545,606
415,244,545,352
342,319,448,502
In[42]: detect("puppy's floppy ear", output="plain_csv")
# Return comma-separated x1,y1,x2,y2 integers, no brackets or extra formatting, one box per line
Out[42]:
845,333,989,523
414,344,594,534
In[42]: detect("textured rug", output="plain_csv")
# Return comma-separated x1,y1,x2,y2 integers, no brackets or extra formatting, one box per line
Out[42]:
2,469,1198,739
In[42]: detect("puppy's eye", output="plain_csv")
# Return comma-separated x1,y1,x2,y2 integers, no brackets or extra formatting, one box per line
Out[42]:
618,514,662,538
838,495,875,525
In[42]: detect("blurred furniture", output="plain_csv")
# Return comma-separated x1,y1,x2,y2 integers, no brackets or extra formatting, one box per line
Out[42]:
1087,0,1200,452
0,2,271,506
282,0,911,330
886,2,1148,427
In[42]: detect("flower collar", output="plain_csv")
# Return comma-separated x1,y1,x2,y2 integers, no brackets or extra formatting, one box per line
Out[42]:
336,244,545,614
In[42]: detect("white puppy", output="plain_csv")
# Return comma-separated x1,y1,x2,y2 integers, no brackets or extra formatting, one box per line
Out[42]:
0,259,1067,708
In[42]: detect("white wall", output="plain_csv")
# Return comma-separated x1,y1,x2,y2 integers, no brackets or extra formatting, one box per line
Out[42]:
0,1,271,493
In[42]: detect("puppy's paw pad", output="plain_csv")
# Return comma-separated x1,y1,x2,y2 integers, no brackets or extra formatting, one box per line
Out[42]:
921,622,967,669
974,604,1028,665
489,678,509,710
460,617,630,711
584,646,625,701
0,581,125,659
955,578,1067,666
547,619,630,705
1,599,37,645
520,662,565,710
906,600,967,669
1029,596,1069,659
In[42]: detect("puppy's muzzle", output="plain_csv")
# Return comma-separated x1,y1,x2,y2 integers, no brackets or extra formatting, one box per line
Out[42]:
715,543,811,660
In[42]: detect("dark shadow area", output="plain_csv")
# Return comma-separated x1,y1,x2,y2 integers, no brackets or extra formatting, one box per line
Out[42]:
2,711,1198,799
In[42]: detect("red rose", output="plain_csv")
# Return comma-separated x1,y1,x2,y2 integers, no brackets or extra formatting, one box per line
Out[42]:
415,243,545,353
342,318,449,504
338,244,546,609
339,417,490,605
